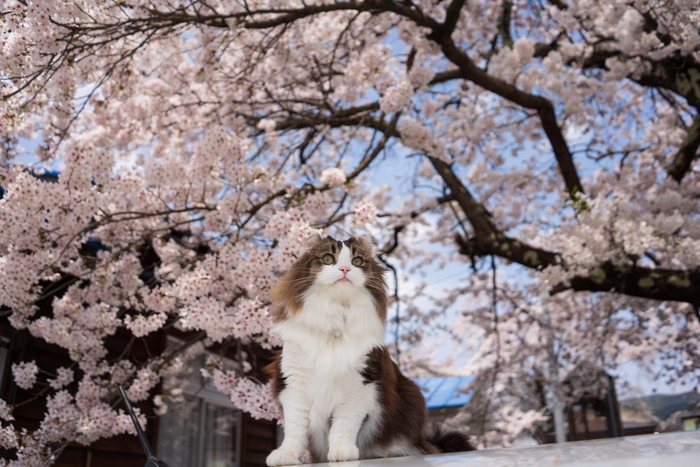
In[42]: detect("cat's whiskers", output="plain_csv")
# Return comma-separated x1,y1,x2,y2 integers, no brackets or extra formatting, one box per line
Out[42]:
362,278,387,289
282,276,315,285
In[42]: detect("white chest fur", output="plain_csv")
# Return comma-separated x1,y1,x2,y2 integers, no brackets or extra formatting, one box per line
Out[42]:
274,281,384,364
272,282,385,460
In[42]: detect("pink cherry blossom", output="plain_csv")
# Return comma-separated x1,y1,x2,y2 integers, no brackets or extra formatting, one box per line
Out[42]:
320,168,347,187
48,368,74,391
11,361,38,390
0,0,698,459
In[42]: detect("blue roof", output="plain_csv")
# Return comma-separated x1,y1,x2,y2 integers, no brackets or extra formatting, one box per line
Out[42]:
414,376,474,409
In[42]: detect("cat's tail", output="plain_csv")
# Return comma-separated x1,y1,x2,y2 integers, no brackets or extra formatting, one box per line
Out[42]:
425,428,474,453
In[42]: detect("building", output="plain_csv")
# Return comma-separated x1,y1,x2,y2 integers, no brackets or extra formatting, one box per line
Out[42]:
542,363,657,443
415,375,474,426
0,319,279,467
416,368,659,445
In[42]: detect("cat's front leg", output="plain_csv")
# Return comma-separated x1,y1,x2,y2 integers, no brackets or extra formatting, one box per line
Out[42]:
267,384,311,466
327,385,377,462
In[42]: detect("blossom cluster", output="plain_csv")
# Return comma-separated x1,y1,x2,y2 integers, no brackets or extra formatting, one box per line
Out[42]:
123,313,168,338
319,168,347,187
0,0,699,460
352,198,379,228
211,369,281,421
48,368,74,391
0,399,13,421
379,79,414,114
304,191,332,217
11,362,38,390
126,368,160,403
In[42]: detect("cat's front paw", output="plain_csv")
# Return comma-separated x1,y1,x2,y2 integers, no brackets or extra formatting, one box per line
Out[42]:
266,447,301,466
328,443,360,462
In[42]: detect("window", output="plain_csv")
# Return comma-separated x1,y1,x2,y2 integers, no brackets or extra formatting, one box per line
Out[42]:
157,343,242,467
158,397,241,467
682,416,699,432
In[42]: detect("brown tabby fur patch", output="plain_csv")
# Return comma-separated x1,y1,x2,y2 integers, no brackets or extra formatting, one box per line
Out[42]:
361,346,439,455
263,350,286,397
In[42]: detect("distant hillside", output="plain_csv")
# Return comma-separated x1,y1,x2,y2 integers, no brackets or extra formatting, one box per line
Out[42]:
622,391,700,420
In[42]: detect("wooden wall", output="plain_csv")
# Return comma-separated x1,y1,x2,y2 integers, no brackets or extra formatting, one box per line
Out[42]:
240,413,279,467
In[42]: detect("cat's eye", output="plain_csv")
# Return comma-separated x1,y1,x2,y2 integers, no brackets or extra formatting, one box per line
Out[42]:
352,257,363,267
322,254,334,265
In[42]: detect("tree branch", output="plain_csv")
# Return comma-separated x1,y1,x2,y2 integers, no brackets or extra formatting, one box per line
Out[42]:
252,104,700,307
429,157,560,269
498,1,513,49
667,112,700,182
552,262,700,308
443,0,465,34
430,157,700,307
428,33,584,195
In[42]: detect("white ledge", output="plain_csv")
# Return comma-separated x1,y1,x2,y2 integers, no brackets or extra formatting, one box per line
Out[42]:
311,431,700,466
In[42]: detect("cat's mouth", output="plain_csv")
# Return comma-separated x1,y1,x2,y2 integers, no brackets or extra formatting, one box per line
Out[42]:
335,277,352,284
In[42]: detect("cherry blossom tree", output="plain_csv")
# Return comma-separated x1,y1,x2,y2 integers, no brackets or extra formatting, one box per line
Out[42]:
1,0,700,462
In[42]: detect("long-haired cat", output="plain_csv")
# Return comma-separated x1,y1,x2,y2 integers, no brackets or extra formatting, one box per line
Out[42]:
265,236,472,465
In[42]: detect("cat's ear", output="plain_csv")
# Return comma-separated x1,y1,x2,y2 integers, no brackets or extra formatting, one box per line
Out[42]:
305,233,323,248
350,234,377,251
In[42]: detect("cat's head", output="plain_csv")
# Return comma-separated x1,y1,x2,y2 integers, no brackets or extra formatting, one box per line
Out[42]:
271,235,388,322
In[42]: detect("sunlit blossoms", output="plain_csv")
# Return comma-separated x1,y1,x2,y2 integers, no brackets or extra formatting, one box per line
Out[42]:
352,198,379,228
320,168,347,187
1,0,699,463
379,80,414,114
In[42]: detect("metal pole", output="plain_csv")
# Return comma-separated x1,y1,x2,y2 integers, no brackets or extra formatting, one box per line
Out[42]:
118,385,171,467
553,398,566,443
544,304,566,443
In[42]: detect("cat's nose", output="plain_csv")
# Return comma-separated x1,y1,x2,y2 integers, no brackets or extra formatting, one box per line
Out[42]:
338,266,351,275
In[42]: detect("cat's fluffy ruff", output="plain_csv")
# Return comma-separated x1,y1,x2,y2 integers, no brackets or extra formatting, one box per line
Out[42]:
265,236,471,466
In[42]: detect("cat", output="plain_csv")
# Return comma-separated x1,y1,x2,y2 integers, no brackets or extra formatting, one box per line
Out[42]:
264,235,472,466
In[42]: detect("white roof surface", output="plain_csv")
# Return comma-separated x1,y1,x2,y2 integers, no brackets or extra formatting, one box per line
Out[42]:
311,431,700,466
